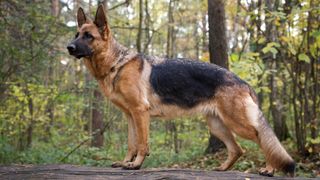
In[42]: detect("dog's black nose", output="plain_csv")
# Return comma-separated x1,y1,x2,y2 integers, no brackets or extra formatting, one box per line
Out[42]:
67,44,76,52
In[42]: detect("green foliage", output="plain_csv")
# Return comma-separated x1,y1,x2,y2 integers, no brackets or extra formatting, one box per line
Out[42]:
262,42,280,57
298,53,311,63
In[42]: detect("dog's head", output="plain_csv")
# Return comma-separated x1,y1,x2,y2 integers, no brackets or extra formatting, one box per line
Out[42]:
67,5,110,59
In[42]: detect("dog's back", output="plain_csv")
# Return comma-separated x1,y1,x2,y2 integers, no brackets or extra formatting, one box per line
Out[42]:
150,58,246,108
143,57,248,118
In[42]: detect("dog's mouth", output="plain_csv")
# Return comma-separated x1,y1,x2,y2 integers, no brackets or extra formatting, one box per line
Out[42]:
68,51,94,59
75,54,86,59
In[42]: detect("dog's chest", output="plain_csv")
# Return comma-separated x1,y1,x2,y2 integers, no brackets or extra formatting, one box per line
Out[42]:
96,68,123,100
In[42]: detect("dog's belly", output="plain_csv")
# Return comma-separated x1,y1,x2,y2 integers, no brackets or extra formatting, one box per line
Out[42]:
148,95,218,119
149,104,189,119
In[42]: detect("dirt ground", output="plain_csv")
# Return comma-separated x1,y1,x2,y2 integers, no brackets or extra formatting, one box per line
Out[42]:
0,164,313,180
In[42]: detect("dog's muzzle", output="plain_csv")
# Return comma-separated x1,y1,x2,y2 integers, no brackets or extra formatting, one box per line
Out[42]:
67,43,93,59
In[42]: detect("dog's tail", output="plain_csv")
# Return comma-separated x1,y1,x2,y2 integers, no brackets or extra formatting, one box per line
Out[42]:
256,110,295,176
247,88,295,176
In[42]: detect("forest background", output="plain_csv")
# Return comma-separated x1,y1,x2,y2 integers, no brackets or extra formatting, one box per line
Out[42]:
0,0,319,178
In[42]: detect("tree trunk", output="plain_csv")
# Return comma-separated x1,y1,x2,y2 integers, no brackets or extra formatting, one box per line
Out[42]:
166,0,175,58
201,10,208,54
26,97,34,148
83,73,92,133
193,21,200,60
205,0,228,154
264,0,289,141
89,1,105,148
165,0,179,153
136,0,143,52
143,0,152,54
51,0,59,16
307,0,319,154
43,0,59,142
91,89,104,147
24,86,34,149
102,0,108,8
208,0,228,68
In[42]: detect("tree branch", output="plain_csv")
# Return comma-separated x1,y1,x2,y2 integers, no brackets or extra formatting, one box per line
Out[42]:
108,0,131,11
60,115,117,162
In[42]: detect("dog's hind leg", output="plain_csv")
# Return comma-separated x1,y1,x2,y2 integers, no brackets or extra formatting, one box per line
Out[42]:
206,114,244,171
215,93,295,176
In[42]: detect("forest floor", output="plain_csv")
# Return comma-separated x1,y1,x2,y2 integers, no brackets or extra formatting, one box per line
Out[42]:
0,164,314,180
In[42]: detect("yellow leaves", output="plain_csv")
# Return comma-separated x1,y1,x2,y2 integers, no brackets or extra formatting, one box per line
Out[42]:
262,42,280,57
310,137,320,144
307,136,320,153
288,44,297,55
229,52,264,88
246,52,260,58
11,85,26,102
263,47,278,56
279,36,290,43
279,36,298,56
265,42,281,48
298,53,311,63
230,52,260,63
259,86,271,94
274,17,281,27
200,52,210,62
276,78,284,87
230,53,239,62
257,37,266,44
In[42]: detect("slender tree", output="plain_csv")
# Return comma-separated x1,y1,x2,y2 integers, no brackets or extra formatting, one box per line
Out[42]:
136,0,143,52
44,0,60,141
91,89,105,147
90,0,106,147
205,0,228,153
208,0,228,67
165,0,179,153
264,0,289,141
166,0,175,58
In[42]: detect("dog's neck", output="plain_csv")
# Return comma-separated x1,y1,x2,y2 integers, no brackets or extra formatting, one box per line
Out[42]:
83,37,131,80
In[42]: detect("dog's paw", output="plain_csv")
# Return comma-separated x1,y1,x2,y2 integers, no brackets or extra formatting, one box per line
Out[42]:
111,161,123,168
122,162,141,170
213,165,227,171
259,167,274,177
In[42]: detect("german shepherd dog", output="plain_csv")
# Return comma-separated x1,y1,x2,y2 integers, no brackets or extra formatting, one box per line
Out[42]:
67,5,295,177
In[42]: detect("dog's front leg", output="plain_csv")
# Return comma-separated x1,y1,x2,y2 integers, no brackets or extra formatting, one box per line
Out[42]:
122,107,150,170
111,114,137,168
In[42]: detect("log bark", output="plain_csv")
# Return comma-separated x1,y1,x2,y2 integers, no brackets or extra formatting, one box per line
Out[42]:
0,165,304,180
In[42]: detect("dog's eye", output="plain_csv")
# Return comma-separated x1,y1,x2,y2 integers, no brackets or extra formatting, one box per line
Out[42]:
83,32,94,40
75,32,79,39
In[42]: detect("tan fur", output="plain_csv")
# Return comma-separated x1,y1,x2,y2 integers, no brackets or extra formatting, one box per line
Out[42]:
72,5,294,175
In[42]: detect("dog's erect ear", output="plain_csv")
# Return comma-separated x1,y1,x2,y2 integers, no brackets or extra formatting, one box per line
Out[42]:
94,4,109,36
77,7,87,28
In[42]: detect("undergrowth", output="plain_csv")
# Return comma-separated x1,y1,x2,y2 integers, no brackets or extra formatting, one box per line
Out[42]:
0,125,318,178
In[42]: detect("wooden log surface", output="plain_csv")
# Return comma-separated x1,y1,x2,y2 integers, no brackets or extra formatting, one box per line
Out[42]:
0,164,312,180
